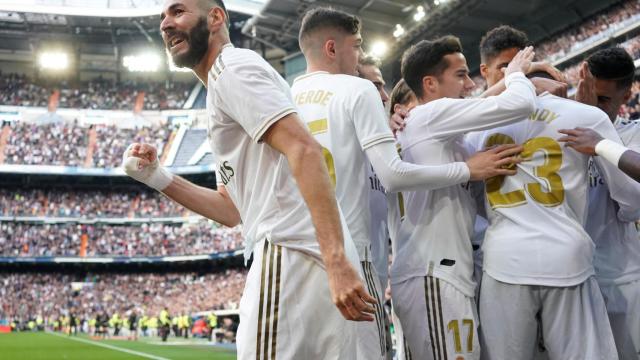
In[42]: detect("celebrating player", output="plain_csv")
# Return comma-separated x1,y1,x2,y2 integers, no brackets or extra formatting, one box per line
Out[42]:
470,28,640,359
123,0,378,358
391,35,536,359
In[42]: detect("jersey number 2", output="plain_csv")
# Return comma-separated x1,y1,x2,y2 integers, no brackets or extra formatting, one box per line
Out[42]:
307,118,337,186
484,134,564,209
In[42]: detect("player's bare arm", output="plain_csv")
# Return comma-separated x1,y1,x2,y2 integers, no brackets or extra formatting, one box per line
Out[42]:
122,143,241,227
559,127,640,182
261,113,377,322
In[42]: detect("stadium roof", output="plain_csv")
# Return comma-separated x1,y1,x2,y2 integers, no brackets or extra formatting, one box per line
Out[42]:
244,0,624,70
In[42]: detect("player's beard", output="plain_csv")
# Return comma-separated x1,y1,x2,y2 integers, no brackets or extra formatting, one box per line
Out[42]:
168,16,210,69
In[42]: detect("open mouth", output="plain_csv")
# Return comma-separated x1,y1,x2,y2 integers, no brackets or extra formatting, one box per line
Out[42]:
168,36,186,50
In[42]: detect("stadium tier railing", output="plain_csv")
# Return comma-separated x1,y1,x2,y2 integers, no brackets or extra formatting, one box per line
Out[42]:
0,215,204,224
0,250,243,264
0,163,215,176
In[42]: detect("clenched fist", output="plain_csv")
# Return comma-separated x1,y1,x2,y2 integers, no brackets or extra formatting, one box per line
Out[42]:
122,143,173,191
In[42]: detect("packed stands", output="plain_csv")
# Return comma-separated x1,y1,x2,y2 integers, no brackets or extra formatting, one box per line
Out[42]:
0,72,194,111
535,0,640,62
0,189,189,218
0,222,243,257
0,270,247,321
2,121,173,168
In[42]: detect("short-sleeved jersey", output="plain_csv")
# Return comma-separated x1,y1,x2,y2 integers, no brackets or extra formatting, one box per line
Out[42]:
467,94,634,286
390,72,536,296
290,72,395,261
207,46,358,264
587,117,640,285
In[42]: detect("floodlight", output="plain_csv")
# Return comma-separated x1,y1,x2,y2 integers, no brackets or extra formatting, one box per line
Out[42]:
393,24,405,38
123,54,161,72
413,6,425,21
39,52,69,70
371,41,388,58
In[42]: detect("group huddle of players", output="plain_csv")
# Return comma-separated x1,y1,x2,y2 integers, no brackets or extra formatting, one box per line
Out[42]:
124,1,640,359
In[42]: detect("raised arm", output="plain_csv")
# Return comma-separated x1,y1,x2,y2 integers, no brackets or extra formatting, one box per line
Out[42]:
122,143,241,227
262,113,377,322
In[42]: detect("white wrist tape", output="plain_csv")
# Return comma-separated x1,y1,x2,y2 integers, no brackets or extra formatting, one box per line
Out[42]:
595,139,628,167
122,155,173,192
147,165,174,192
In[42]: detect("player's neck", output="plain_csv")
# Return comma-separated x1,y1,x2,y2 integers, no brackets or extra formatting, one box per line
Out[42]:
419,93,444,105
306,60,340,75
193,37,231,87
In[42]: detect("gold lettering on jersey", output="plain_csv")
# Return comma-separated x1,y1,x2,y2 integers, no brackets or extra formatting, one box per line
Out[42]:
294,90,333,106
528,108,558,124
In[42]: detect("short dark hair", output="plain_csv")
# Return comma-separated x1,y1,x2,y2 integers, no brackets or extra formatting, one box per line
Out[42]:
359,54,381,68
299,7,361,50
199,0,230,28
401,35,463,98
389,79,415,116
587,47,635,90
479,25,529,64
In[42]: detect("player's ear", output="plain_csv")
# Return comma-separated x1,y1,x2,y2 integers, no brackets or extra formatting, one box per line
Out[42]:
623,87,633,103
324,39,337,60
208,6,226,32
422,75,437,96
479,63,489,79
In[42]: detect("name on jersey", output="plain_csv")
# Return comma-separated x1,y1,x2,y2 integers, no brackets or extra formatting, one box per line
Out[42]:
528,108,558,124
294,90,334,106
218,161,235,186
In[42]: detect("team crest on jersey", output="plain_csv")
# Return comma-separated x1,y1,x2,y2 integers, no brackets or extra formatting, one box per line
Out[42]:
588,159,604,188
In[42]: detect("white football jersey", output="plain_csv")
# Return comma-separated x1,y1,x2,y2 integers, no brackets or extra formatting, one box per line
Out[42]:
207,46,357,264
587,117,640,285
390,72,536,297
468,95,638,286
290,72,395,261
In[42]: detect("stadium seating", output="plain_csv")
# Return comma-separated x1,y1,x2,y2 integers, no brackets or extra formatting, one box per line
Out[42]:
0,270,247,323
0,221,243,257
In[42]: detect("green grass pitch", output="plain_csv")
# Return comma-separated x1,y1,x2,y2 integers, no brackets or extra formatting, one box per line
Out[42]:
0,332,237,360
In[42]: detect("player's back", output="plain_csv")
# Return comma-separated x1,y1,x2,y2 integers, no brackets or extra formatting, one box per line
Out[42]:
470,94,617,286
291,72,394,259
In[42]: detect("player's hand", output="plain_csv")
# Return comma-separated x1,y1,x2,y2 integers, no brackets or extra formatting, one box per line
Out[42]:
530,77,568,98
467,144,523,180
527,61,566,83
504,46,535,77
326,258,377,322
122,143,173,191
575,62,597,106
389,107,408,136
558,127,604,155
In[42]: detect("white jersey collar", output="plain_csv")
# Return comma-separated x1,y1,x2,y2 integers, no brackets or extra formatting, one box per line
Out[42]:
209,43,234,82
293,71,330,83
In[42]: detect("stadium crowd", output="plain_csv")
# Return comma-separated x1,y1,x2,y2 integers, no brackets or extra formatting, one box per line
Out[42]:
3,121,171,168
0,222,243,257
0,270,246,331
0,189,187,218
535,0,640,62
0,73,193,110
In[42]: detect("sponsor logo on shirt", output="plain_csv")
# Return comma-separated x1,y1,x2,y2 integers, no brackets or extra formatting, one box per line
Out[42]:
218,161,235,185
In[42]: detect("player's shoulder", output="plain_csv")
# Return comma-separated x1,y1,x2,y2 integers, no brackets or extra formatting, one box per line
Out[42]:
539,94,608,122
615,117,640,144
214,46,273,79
